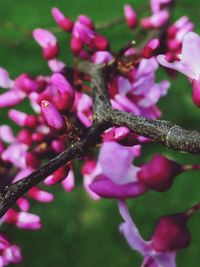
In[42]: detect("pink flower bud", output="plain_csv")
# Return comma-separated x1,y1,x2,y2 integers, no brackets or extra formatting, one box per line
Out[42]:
25,115,38,128
78,15,94,29
41,100,67,134
3,245,22,264
51,139,66,154
51,7,73,32
142,38,160,58
0,125,16,143
17,211,42,230
33,29,59,60
15,74,40,93
44,165,70,186
48,59,65,72
17,129,32,145
25,152,40,169
141,10,169,29
151,213,191,251
0,89,25,108
70,36,83,56
51,73,75,110
16,197,30,212
0,67,12,88
192,79,200,107
124,4,137,29
73,21,95,45
28,186,54,202
92,34,109,51
92,51,113,64
8,109,27,126
5,209,42,230
137,154,182,191
61,170,75,192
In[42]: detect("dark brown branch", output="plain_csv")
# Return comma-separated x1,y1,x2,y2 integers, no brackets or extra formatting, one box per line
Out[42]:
108,110,200,154
79,61,111,121
0,123,107,217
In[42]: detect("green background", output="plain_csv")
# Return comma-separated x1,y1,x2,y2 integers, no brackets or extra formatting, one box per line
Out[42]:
0,0,200,266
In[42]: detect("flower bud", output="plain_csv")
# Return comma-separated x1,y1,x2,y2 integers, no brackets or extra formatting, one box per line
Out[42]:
44,164,70,186
142,38,160,58
92,34,109,51
33,29,59,60
78,15,94,29
5,209,42,230
51,139,66,154
61,170,75,192
41,100,67,134
51,73,75,111
137,154,182,191
141,10,169,29
92,51,113,64
70,36,83,56
28,186,54,202
25,152,40,169
17,129,32,145
124,4,137,29
51,7,73,32
15,73,40,93
0,89,25,108
16,197,30,212
151,213,191,251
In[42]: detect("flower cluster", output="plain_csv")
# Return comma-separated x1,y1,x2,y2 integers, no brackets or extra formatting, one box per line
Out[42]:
0,0,200,266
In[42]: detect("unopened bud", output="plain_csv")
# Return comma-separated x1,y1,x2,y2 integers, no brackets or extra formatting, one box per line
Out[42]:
151,213,191,251
137,154,182,191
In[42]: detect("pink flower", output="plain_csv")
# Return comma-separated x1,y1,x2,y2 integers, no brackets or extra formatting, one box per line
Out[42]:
74,92,93,127
92,51,113,64
5,209,42,230
118,200,177,267
0,89,25,108
157,32,200,106
111,58,170,119
1,143,28,169
51,7,73,32
51,73,75,110
15,73,40,93
44,165,70,186
89,142,148,199
0,67,13,88
61,169,75,192
141,10,169,29
150,0,172,14
28,186,54,203
48,59,65,72
33,29,59,59
41,100,67,134
0,125,16,143
124,4,137,29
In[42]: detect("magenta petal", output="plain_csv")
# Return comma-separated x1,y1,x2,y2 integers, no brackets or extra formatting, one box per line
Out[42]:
89,175,148,198
33,28,57,47
118,200,150,254
153,252,176,267
0,89,25,108
0,67,12,88
41,100,66,133
51,73,74,96
181,32,200,78
99,141,139,184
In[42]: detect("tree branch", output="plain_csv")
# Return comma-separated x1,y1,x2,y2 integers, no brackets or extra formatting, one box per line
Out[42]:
1,59,200,218
0,123,107,218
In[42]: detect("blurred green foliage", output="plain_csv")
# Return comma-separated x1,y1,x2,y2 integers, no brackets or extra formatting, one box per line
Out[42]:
1,0,200,266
